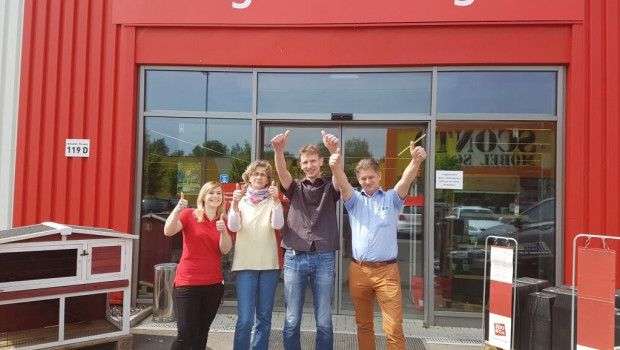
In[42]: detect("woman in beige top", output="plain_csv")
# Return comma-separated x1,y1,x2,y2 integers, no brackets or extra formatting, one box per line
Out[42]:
227,160,284,350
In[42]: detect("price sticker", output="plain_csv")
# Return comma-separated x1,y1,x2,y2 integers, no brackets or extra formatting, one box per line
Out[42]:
66,139,91,157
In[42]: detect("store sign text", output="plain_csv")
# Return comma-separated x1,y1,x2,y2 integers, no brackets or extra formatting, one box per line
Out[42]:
437,129,543,167
232,0,251,9
454,0,475,6
233,0,476,9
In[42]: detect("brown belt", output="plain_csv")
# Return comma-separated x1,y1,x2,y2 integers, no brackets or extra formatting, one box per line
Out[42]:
351,258,397,268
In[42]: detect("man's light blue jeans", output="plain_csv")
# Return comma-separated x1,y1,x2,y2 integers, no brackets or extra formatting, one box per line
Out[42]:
283,250,335,350
234,269,280,350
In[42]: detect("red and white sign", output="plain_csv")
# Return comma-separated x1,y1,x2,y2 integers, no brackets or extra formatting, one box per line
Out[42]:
488,246,514,349
112,0,583,26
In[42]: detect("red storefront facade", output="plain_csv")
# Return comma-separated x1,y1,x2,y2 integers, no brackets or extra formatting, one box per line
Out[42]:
12,0,620,325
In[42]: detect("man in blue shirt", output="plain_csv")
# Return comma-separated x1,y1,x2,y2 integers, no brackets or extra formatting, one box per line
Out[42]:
325,132,427,350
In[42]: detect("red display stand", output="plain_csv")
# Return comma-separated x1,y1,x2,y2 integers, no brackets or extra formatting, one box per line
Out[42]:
571,234,618,350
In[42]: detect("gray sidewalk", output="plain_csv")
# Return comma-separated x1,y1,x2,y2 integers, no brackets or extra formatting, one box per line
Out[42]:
132,311,483,350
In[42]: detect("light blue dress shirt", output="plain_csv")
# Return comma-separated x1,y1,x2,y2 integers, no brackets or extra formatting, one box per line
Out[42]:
344,187,404,262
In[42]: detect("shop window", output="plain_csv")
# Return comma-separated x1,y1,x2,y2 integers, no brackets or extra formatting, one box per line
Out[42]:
257,72,431,114
206,72,252,112
437,71,557,115
433,121,556,312
138,117,252,301
145,71,207,112
145,70,252,113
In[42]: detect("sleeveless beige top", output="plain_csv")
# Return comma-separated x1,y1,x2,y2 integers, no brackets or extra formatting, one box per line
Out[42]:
231,197,279,271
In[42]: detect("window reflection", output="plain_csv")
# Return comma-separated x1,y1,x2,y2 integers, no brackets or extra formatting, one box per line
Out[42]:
434,122,556,312
207,72,252,113
145,70,252,113
258,72,431,114
138,117,252,301
145,71,207,112
437,71,557,115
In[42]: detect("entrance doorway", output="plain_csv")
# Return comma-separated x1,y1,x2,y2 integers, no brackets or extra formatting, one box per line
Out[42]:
260,122,427,316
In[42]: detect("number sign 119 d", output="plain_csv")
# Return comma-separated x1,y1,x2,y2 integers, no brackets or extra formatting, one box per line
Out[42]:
65,139,91,158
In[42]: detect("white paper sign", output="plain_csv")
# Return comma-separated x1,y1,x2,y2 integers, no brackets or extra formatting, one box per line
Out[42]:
490,246,514,284
65,139,90,157
435,170,463,189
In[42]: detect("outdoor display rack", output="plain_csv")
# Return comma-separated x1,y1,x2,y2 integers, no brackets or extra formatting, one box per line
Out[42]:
571,233,619,350
481,235,519,350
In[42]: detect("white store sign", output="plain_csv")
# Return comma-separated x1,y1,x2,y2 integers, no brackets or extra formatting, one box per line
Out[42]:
435,170,463,189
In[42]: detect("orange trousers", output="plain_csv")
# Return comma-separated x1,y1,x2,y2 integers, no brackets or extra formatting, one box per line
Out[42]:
349,262,405,350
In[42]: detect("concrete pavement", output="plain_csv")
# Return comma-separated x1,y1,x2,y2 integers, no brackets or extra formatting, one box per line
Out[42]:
131,311,484,350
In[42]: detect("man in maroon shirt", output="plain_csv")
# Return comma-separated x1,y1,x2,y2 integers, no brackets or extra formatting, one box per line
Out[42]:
271,130,340,350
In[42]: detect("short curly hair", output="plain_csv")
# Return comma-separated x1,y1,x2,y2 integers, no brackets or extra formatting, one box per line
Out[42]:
241,160,273,187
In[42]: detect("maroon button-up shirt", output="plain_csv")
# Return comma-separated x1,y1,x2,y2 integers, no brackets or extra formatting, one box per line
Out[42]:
280,177,340,252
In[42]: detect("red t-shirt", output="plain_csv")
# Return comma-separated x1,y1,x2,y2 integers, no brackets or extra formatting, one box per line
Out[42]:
174,209,231,287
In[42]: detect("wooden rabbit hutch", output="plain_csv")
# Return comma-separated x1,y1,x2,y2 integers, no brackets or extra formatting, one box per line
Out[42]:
0,222,138,350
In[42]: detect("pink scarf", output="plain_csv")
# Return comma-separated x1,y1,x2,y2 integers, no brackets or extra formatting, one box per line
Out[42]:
246,186,269,204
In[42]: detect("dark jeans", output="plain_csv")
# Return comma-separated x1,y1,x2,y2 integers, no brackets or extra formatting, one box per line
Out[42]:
171,283,224,350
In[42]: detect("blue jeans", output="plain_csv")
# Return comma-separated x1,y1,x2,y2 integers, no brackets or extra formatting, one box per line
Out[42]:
234,269,280,350
283,250,335,350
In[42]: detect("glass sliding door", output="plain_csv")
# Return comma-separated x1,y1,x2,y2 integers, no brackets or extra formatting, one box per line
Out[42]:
260,123,426,316
261,124,339,312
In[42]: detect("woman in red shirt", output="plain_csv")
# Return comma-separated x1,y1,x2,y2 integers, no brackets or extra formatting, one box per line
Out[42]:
164,181,233,350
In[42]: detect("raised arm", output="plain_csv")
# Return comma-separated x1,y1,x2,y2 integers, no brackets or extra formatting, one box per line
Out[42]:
271,130,293,191
322,129,343,193
164,192,187,236
322,131,353,200
394,142,427,199
328,148,354,201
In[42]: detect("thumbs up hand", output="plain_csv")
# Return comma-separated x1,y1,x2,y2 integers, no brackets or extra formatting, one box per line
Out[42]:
411,145,427,164
329,148,341,168
216,213,227,233
232,183,244,204
269,180,280,204
271,130,290,152
174,192,188,214
322,130,339,155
